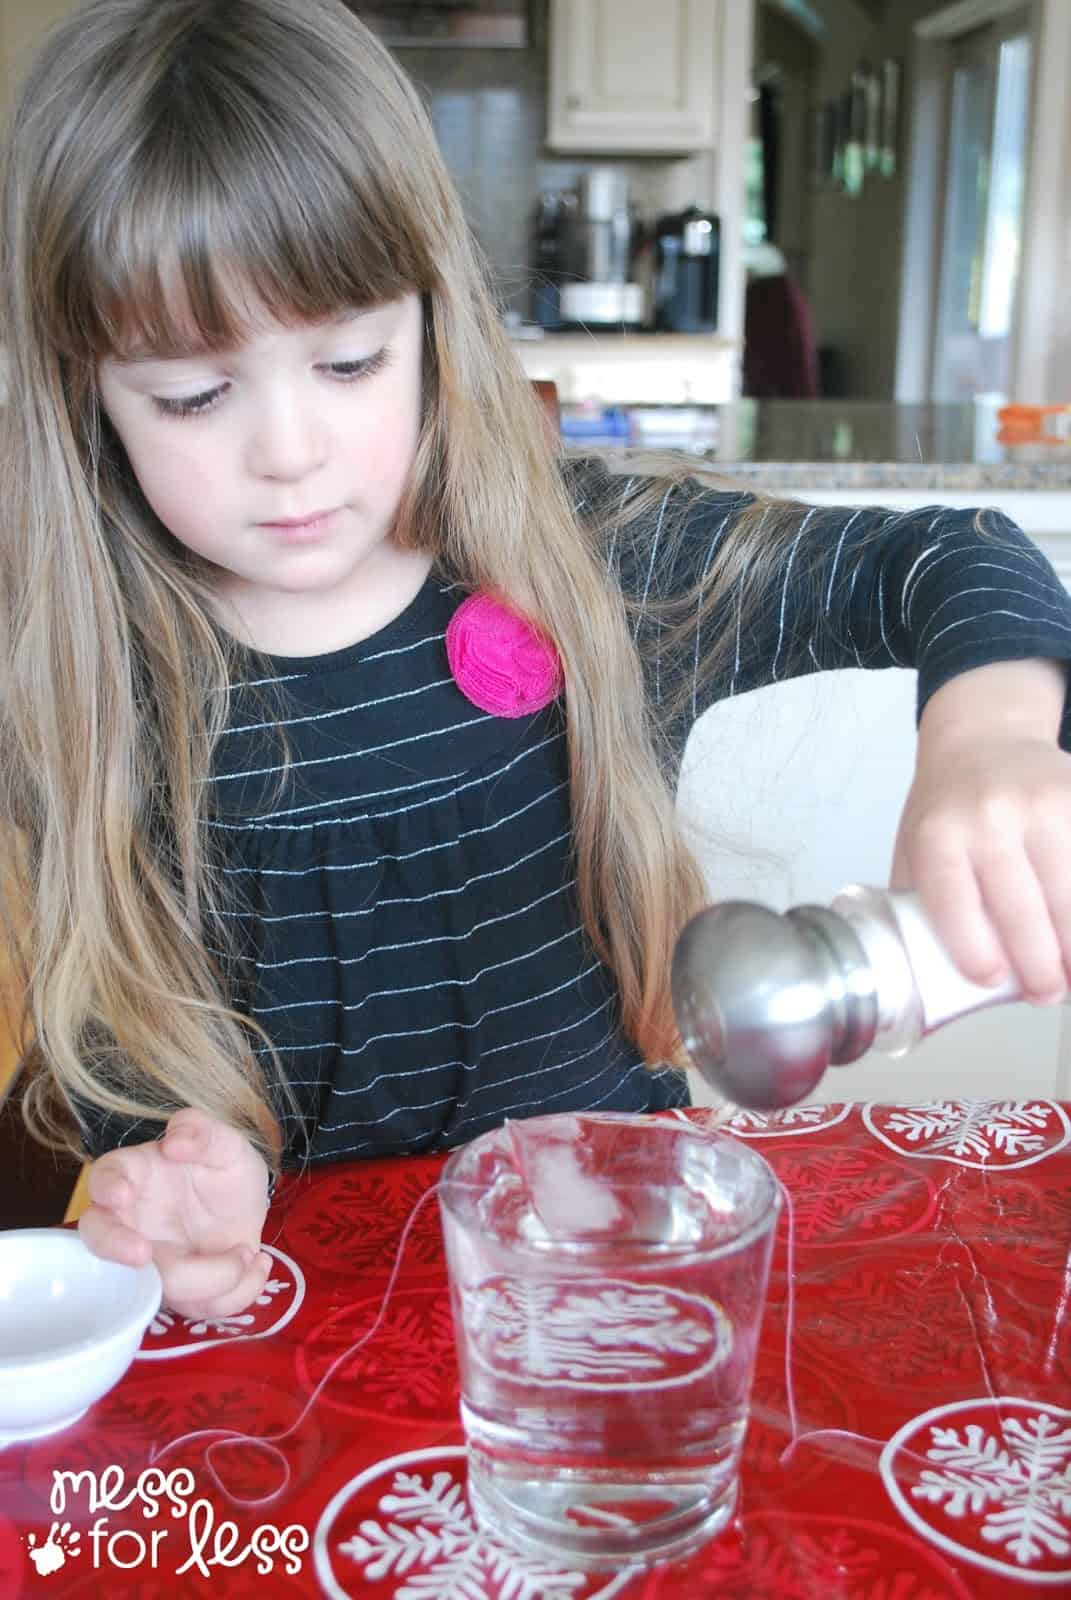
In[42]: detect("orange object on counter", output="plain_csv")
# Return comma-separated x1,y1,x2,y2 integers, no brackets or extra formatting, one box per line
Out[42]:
997,403,1071,444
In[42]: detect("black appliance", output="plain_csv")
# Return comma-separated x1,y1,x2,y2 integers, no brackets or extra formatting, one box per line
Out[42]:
530,190,571,329
653,207,720,333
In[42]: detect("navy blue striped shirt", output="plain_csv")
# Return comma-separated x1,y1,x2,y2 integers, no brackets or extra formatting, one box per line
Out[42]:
76,473,1071,1165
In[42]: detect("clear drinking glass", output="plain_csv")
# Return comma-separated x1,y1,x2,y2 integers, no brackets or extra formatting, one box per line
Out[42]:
438,1111,780,1569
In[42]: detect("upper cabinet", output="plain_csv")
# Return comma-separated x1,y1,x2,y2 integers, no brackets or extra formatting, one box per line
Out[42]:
547,0,718,155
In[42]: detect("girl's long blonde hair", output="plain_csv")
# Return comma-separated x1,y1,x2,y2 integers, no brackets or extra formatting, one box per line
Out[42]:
1,0,815,1175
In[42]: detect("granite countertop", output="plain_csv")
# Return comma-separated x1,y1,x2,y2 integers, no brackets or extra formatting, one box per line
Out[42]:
572,400,1071,492
712,400,1070,491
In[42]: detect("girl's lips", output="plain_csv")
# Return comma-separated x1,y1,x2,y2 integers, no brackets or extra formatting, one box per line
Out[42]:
261,509,339,541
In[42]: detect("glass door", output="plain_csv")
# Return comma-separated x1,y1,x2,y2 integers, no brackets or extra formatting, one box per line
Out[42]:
931,11,1033,402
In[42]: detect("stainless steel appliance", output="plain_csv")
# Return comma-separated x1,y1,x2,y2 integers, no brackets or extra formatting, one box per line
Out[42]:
653,207,720,332
570,168,632,284
535,167,645,329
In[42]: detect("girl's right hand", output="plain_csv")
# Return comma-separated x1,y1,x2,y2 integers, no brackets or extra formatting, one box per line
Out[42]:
77,1107,274,1320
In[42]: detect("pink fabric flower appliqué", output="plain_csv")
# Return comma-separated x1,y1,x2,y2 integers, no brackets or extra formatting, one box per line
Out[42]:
446,593,563,718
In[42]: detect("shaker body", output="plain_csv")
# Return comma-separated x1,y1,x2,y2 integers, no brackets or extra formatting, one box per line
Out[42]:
830,885,1022,1060
670,883,1028,1111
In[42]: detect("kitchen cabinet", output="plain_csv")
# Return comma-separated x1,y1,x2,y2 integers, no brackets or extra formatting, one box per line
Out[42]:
547,0,718,155
511,331,738,406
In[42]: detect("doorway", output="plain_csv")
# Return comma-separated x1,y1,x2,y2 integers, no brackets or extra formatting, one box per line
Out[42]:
930,9,1032,401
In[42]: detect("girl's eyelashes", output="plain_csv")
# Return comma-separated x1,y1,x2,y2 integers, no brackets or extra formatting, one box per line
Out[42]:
153,384,228,419
328,348,391,382
150,346,391,420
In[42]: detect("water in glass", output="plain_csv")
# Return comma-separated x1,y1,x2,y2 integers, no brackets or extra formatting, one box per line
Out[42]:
439,1112,779,1568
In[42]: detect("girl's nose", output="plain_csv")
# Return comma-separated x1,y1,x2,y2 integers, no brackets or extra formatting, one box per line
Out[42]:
247,394,329,481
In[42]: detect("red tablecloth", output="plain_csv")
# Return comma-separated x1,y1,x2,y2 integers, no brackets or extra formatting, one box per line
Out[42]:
2,1099,1070,1598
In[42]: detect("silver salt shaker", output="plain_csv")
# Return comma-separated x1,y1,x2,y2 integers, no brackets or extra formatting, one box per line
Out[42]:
670,884,1023,1110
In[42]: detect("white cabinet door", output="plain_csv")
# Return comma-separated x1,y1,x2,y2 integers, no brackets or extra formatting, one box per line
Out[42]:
512,332,737,404
548,0,718,154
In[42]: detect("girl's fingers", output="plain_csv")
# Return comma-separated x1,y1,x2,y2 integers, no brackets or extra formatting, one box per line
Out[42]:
161,1107,217,1158
912,833,1008,987
913,810,1067,998
86,1146,152,1212
161,1107,240,1170
77,1205,153,1268
161,1111,270,1217
975,859,1062,1001
903,753,1071,1003
157,1245,272,1322
1022,823,1071,1000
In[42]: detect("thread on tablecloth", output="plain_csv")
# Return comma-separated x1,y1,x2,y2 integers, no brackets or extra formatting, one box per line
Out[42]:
776,1173,931,1473
149,1132,928,1512
148,1180,445,1509
777,1175,802,1452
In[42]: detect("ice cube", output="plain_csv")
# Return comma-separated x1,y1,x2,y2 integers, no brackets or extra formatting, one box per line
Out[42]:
505,1118,623,1237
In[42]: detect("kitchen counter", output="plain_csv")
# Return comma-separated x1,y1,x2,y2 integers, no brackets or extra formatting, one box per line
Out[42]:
707,400,1070,492
560,397,1071,490
566,398,1070,551
704,402,1070,553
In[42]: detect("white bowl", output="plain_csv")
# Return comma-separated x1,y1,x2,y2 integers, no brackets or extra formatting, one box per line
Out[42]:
0,1228,162,1446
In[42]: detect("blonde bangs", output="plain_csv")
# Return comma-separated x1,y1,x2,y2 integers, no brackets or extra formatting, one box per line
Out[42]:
41,1,441,363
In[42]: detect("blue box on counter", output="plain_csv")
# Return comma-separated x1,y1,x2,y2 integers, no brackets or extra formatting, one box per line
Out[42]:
559,407,633,442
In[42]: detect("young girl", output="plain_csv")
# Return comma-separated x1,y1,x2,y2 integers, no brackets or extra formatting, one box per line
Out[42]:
4,0,1071,1322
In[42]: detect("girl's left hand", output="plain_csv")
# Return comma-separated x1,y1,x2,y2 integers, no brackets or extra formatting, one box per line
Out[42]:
891,705,1071,1005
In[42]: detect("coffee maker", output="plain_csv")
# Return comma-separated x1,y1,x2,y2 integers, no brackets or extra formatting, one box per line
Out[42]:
653,207,720,332
530,190,573,329
532,168,644,330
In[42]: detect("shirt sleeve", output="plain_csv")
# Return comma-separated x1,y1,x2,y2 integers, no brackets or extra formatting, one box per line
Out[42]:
67,1091,161,1161
606,477,1071,757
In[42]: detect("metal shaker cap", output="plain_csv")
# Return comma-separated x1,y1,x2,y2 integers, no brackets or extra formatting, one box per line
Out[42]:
670,900,881,1110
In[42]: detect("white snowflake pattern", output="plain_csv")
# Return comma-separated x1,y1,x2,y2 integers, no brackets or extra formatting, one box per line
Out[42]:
724,1104,850,1139
882,1400,1071,1584
465,1277,729,1389
338,1468,590,1600
865,1099,1069,1169
911,1412,1071,1566
149,1274,290,1338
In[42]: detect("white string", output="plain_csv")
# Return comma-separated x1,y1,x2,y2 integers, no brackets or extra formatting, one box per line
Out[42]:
776,1175,801,1455
149,1149,933,1511
148,1180,444,1509
776,1174,933,1473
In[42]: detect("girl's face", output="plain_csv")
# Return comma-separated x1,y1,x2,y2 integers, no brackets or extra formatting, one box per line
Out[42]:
98,290,426,652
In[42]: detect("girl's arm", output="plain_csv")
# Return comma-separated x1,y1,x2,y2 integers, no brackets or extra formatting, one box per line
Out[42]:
612,485,1071,750
605,473,1071,1001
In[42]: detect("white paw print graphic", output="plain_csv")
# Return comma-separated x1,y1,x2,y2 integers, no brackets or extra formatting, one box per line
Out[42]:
26,1521,81,1576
